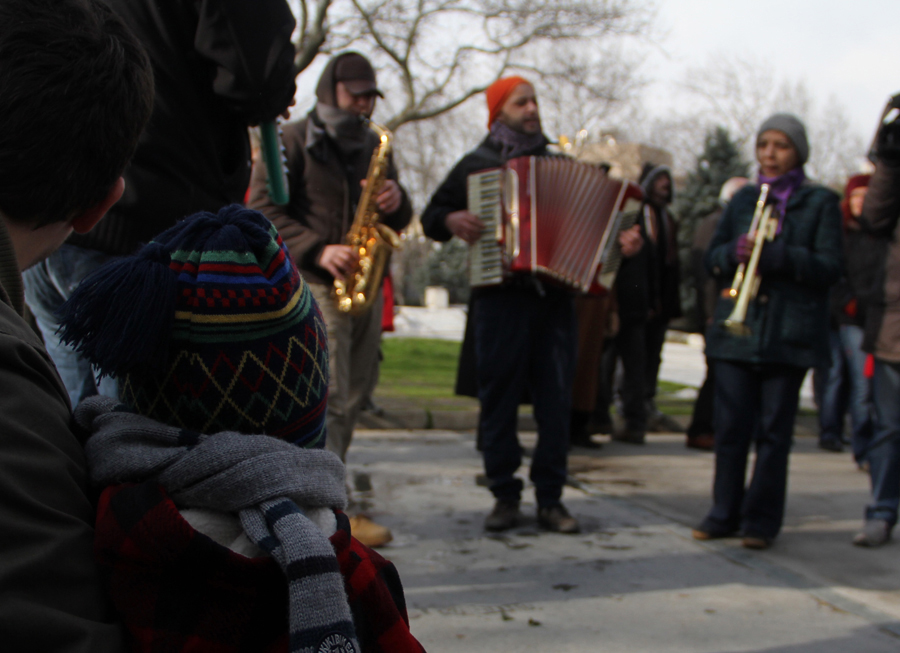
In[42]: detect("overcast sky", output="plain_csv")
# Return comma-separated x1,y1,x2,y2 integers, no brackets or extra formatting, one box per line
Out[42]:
646,0,900,138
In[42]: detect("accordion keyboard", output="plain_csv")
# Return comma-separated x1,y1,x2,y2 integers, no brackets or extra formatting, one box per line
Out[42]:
467,169,504,287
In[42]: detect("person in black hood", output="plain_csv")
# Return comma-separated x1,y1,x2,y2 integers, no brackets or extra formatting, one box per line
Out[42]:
604,162,682,445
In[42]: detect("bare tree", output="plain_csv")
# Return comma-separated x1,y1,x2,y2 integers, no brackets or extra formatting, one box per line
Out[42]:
680,53,776,150
329,0,654,131
532,40,646,140
288,0,335,72
391,107,484,210
672,52,866,186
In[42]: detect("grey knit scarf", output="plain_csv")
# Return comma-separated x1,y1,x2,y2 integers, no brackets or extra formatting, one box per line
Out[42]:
75,396,360,653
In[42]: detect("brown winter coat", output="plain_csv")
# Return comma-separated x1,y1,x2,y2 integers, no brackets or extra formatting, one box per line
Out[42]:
857,93,900,362
248,116,412,286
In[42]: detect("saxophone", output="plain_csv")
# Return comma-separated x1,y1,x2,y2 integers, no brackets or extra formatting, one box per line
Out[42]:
333,120,402,315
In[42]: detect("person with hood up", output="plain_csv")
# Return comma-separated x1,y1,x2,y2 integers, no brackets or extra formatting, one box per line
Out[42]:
249,52,413,548
604,162,682,444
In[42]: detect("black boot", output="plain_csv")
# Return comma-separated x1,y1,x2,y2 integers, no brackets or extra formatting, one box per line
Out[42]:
570,409,602,449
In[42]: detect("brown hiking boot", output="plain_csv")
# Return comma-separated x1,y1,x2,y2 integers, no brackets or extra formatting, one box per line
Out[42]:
348,515,393,548
484,500,521,532
537,504,580,534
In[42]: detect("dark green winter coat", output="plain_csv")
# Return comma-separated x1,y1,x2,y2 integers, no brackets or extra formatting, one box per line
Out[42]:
704,181,842,369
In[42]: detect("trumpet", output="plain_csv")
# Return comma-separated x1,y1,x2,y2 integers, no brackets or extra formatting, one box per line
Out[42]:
721,183,777,336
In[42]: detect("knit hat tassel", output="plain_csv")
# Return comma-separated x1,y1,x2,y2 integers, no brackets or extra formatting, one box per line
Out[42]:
57,243,178,379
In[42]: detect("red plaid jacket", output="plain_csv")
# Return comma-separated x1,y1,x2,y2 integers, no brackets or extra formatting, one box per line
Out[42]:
94,482,425,652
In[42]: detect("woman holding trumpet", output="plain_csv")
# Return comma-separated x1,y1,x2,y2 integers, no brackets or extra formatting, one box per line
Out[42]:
693,114,843,549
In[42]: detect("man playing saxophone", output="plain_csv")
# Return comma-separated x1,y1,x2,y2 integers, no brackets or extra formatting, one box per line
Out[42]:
693,114,842,550
249,52,412,547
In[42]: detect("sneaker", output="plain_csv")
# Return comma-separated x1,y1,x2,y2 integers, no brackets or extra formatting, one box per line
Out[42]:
484,500,521,532
537,504,580,534
853,519,892,547
348,515,393,548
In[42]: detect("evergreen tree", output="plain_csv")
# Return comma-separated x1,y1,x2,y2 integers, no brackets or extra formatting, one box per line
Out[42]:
673,126,750,331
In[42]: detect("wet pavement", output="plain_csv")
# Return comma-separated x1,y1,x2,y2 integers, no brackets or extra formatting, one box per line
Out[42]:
347,428,900,652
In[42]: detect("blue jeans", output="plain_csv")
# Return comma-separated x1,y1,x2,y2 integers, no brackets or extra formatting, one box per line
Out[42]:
702,360,807,538
819,325,874,459
23,244,118,406
865,359,900,526
474,286,576,508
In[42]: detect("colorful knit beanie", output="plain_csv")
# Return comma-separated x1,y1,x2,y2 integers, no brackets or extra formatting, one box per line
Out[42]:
58,205,329,448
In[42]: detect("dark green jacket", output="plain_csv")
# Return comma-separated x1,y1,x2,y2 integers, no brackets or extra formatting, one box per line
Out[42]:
704,181,842,369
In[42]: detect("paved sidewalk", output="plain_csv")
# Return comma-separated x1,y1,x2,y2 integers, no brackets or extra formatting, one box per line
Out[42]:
347,429,900,652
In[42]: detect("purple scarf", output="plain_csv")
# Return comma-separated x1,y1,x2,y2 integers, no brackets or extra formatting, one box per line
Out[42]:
489,122,548,161
758,167,806,228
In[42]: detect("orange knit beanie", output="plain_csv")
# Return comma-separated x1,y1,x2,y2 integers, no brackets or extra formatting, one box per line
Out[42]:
486,76,531,128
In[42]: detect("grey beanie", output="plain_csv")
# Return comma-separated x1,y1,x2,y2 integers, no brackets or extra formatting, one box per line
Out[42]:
757,113,809,165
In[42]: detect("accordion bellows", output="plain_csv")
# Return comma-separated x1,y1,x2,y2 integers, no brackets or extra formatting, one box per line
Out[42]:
468,156,643,293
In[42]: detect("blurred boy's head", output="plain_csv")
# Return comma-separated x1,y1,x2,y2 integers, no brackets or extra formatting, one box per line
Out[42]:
0,0,153,239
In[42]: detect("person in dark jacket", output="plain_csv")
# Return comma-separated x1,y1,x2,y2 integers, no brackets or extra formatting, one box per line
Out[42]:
0,1,154,650
23,0,298,407
420,77,579,534
249,52,413,548
817,174,874,459
606,163,682,444
570,163,644,449
850,93,900,547
686,176,748,451
693,113,842,550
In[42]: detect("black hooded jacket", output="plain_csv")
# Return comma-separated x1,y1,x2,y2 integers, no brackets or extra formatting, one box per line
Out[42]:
616,165,682,323
68,0,297,256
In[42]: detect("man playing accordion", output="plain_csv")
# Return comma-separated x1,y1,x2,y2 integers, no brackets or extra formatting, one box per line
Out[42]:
421,77,582,534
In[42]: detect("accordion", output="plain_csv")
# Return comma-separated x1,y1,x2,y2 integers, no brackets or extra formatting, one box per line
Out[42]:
467,156,643,294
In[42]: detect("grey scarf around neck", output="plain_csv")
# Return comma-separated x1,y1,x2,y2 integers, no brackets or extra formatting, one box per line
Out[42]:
489,121,548,161
75,396,359,653
314,103,369,158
